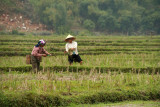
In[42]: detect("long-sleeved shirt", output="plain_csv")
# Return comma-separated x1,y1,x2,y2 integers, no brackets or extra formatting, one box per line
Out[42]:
65,41,78,55
31,46,49,60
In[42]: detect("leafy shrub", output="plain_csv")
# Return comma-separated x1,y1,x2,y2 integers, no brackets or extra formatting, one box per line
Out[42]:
0,31,7,35
0,30,25,35
83,19,95,31
56,26,67,35
0,89,160,106
12,30,19,35
0,25,6,31
78,30,93,36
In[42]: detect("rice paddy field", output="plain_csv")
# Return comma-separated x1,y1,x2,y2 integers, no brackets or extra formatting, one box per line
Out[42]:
0,35,160,106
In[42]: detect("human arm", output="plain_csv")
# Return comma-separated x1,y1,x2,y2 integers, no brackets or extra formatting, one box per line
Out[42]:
32,47,47,57
64,44,68,53
43,48,52,56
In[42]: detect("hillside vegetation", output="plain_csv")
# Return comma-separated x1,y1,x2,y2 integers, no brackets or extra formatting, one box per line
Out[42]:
0,0,160,35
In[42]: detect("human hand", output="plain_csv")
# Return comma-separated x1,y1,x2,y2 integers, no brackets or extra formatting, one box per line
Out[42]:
64,51,67,54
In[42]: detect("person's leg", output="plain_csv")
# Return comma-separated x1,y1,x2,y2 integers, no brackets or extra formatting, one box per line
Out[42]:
32,62,37,73
68,55,73,65
80,61,83,65
31,55,38,73
37,61,40,72
69,62,72,65
74,54,83,65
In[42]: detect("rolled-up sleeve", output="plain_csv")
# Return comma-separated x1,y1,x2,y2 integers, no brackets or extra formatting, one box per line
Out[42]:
65,44,68,52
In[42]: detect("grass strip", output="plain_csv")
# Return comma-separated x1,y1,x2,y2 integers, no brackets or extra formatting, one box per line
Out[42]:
0,66,159,74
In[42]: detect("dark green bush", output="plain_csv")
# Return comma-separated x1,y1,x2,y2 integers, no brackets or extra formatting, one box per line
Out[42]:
0,25,6,31
12,30,19,35
78,30,93,36
0,31,7,35
0,92,64,107
83,19,95,31
0,89,160,106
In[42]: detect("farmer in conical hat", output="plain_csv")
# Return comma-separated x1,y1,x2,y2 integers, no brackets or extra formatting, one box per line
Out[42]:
31,39,51,73
64,34,83,65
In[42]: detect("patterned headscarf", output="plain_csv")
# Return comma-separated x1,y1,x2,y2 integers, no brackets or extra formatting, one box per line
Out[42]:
35,39,46,47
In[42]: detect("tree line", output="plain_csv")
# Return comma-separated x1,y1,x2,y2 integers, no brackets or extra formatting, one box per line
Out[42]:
1,0,160,35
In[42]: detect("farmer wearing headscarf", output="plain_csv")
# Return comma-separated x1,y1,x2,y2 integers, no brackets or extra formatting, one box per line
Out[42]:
31,39,51,73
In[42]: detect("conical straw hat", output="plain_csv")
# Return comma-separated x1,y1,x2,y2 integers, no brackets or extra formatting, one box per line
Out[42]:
65,34,75,41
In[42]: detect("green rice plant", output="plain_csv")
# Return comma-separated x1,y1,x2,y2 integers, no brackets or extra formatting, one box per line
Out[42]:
0,35,160,106
0,53,159,68
0,71,160,106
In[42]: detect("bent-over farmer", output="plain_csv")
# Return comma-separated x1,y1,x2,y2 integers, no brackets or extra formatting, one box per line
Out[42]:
31,39,51,73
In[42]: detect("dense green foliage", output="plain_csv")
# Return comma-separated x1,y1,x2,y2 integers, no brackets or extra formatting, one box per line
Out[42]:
29,0,160,34
1,0,160,35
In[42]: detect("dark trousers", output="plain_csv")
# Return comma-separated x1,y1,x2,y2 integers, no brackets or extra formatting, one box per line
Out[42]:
31,55,40,73
68,54,82,64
